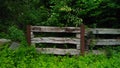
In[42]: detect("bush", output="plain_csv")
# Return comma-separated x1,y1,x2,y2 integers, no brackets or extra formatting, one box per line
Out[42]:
8,26,25,42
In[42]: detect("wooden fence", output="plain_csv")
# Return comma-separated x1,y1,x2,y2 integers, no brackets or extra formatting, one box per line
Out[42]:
26,24,120,55
88,28,120,46
27,24,85,55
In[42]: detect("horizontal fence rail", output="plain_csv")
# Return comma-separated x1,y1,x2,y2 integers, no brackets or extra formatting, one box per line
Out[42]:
92,39,120,45
36,48,80,55
31,37,80,44
31,26,120,34
31,26,80,33
90,28,120,34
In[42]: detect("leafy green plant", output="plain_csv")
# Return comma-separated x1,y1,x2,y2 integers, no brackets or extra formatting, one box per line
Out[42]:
8,26,25,42
1,43,120,68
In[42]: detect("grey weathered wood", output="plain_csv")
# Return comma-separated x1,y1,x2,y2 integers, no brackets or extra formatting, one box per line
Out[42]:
30,32,36,46
28,25,120,55
31,32,34,38
91,39,120,45
76,34,80,49
76,45,80,49
90,50,106,55
76,34,80,38
31,26,120,34
90,28,120,34
36,48,80,55
0,39,11,43
31,37,80,44
0,39,11,45
31,26,80,33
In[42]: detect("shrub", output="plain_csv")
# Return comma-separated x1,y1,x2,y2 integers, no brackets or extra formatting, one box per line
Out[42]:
8,26,25,42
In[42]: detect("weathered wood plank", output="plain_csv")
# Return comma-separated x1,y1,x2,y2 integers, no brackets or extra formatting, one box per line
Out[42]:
80,24,85,56
27,25,31,45
31,37,80,44
31,32,34,38
30,32,35,46
31,26,120,34
86,49,106,55
0,39,11,43
76,34,80,38
76,45,80,49
0,39,11,45
31,26,80,33
36,48,80,55
91,39,120,45
76,34,80,49
90,28,120,34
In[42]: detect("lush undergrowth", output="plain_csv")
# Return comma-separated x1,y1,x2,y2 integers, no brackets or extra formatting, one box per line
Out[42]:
0,45,120,68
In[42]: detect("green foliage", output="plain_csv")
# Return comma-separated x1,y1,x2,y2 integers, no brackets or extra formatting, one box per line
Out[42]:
8,26,25,42
0,32,8,38
0,0,83,30
1,45,120,68
72,0,120,28
0,0,120,36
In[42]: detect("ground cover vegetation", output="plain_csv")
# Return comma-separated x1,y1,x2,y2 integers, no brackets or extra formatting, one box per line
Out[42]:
0,45,120,68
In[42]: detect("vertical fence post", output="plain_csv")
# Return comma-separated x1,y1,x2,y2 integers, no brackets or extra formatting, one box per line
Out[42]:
27,25,31,46
80,24,85,56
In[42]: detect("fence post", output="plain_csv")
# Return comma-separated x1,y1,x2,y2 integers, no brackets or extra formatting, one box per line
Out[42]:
80,24,85,56
27,25,31,46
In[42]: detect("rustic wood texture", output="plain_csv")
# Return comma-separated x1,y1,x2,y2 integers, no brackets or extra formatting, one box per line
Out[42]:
76,34,80,49
91,50,106,55
31,37,80,44
92,39,120,45
27,25,31,45
0,39,11,45
31,26,80,33
76,45,80,49
31,32,34,38
31,26,120,34
36,48,80,55
90,28,120,34
29,25,82,55
27,25,120,55
80,24,85,56
76,34,80,38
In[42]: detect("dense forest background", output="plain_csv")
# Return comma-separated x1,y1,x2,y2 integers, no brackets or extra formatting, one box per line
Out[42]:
0,0,120,36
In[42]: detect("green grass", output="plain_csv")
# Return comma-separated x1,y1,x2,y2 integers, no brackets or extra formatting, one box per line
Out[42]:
0,45,120,68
